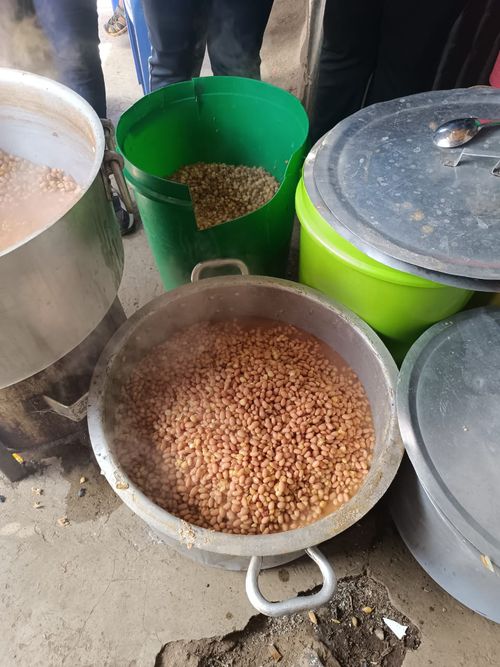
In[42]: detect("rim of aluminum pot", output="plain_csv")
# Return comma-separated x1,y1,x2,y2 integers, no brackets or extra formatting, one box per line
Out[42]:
87,272,403,558
0,68,105,258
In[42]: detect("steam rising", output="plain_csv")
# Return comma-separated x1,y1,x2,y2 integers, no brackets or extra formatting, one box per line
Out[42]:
0,0,56,78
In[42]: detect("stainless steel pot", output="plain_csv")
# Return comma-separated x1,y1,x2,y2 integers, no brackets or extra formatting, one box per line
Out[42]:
0,68,127,389
88,260,403,616
392,459,500,624
0,298,127,482
391,307,500,624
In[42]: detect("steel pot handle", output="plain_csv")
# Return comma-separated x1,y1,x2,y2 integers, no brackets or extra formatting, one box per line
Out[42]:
42,393,89,422
245,547,337,617
191,259,249,283
101,119,135,214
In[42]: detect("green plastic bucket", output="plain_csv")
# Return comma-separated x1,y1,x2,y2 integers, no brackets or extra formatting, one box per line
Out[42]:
296,177,473,361
117,77,309,289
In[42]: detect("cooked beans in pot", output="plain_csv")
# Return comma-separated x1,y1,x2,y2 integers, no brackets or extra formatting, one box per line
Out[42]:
0,149,81,252
115,319,374,535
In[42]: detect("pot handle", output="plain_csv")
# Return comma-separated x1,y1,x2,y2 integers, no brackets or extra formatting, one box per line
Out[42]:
245,547,337,617
42,393,89,422
191,259,249,283
101,119,135,214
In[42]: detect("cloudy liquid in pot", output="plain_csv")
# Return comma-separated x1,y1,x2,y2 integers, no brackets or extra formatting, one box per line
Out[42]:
0,149,81,252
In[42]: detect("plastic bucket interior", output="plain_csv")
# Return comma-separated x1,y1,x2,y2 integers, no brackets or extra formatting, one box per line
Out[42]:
296,177,473,362
117,77,309,289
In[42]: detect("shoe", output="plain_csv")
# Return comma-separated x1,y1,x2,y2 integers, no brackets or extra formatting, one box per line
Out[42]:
104,5,128,37
112,193,137,236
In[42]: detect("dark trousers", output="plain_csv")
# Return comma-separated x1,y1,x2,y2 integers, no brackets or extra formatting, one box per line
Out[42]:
31,0,106,117
310,0,467,142
141,0,274,91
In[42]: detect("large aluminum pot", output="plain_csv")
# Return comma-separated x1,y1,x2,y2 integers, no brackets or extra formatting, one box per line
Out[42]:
0,69,125,389
392,459,500,624
88,260,403,616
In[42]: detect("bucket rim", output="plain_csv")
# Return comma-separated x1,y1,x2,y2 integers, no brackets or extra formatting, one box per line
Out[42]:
296,177,466,291
116,76,309,195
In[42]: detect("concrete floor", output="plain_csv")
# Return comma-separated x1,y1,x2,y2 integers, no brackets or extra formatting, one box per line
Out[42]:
1,3,500,666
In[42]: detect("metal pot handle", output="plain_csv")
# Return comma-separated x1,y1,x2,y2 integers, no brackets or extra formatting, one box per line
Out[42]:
101,119,135,214
42,393,89,422
191,259,249,283
245,547,337,617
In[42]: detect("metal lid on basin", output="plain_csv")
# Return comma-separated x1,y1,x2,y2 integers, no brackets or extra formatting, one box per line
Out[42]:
306,88,500,287
397,307,500,563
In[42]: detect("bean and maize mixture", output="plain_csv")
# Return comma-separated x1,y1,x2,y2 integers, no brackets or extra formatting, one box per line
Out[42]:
168,162,279,230
0,149,81,252
116,319,375,535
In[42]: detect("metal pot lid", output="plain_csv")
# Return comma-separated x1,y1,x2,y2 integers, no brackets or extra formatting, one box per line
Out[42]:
397,306,500,563
307,87,500,283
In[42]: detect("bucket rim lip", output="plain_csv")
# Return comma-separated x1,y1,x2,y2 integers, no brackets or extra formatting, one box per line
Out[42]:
0,68,104,258
117,75,309,136
87,273,404,557
296,177,447,289
115,75,309,190
301,140,500,292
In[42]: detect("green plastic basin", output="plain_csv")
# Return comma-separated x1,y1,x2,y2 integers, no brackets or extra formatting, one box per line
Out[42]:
296,177,473,360
117,77,309,290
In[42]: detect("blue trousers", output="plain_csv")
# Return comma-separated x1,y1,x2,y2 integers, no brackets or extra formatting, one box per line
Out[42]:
141,0,274,91
32,0,107,117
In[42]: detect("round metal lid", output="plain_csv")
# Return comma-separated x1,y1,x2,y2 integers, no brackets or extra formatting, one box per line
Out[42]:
308,88,500,283
397,307,500,563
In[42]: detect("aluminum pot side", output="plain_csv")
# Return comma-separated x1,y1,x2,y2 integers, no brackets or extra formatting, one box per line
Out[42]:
147,527,303,572
0,69,123,388
391,459,500,624
88,274,403,559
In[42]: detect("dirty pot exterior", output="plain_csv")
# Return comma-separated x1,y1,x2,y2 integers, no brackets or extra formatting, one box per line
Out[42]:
0,69,124,389
88,261,403,615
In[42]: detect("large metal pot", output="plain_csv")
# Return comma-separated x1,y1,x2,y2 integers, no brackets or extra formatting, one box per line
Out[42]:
0,68,126,389
0,299,127,481
88,260,403,616
391,307,500,623
392,459,500,623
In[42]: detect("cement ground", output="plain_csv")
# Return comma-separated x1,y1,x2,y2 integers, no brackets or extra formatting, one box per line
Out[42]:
1,2,499,665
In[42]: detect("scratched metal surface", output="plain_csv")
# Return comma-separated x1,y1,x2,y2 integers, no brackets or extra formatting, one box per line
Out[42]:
308,88,500,283
397,306,500,564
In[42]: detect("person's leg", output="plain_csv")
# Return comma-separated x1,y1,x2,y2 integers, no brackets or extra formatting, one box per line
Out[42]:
207,0,274,79
32,0,106,117
141,0,211,90
309,0,383,142
366,0,467,104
